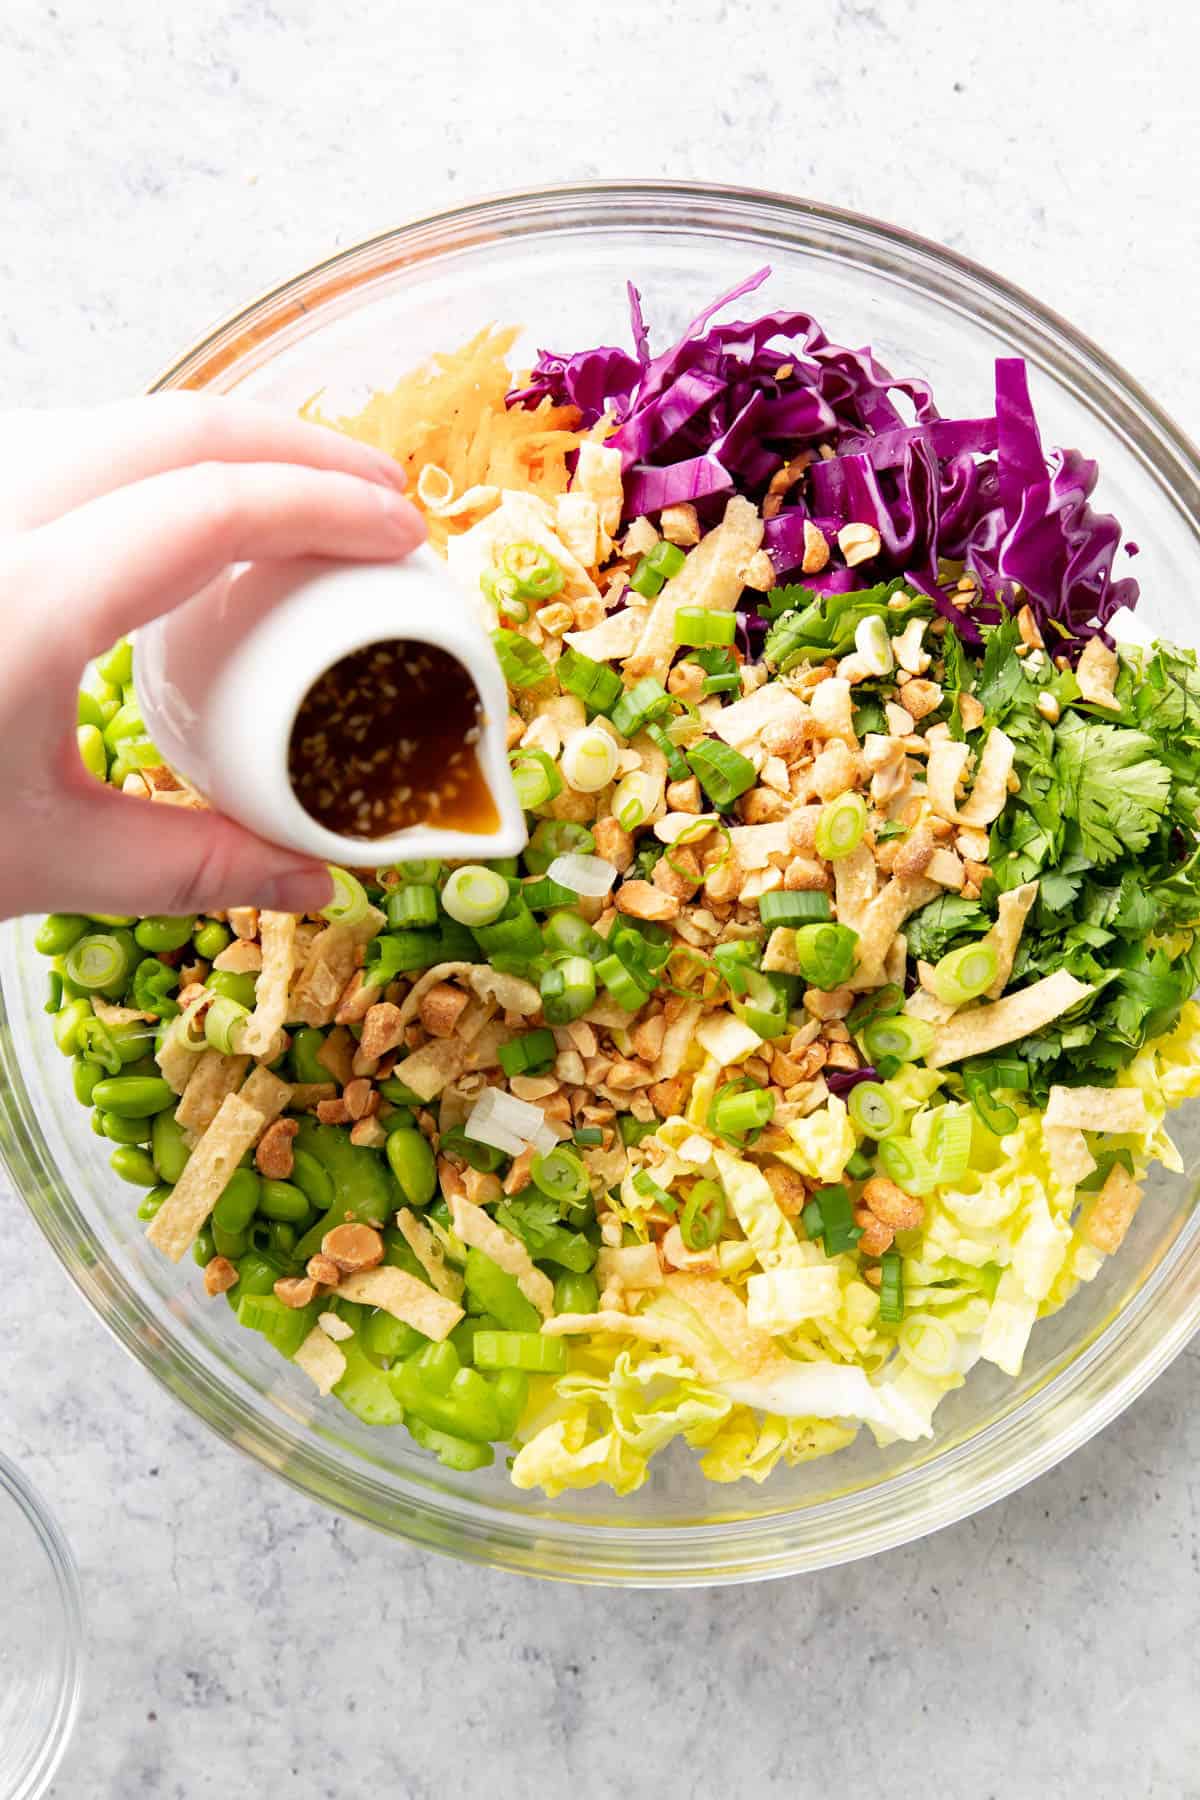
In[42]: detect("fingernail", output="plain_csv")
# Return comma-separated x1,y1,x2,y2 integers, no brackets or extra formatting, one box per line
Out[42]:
257,866,335,913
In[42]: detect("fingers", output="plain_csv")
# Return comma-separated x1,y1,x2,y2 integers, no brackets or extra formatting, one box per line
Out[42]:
0,393,407,533
17,460,426,661
34,777,335,919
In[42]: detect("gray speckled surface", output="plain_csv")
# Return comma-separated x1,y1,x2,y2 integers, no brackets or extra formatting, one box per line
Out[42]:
1,2,1198,1794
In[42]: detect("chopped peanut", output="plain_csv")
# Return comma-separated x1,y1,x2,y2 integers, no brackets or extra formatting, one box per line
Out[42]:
630,1013,667,1062
463,1168,503,1207
606,1059,655,1090
702,852,742,905
958,691,985,732
660,501,701,546
783,855,831,891
615,880,680,923
274,1275,320,1309
811,740,859,800
315,1097,351,1125
739,786,789,825
665,776,703,814
418,982,470,1040
359,1001,405,1063
341,1078,378,1122
503,1146,536,1195
801,519,830,574
892,826,935,880
322,1223,386,1273
203,1256,239,1297
1016,604,1044,649
593,816,634,871
255,1117,299,1180
901,679,943,721
861,1177,924,1232
350,1117,388,1149
307,1253,342,1286
667,661,705,702
652,846,702,900
853,1204,895,1257
763,1164,808,1216
838,522,881,566
650,1074,689,1117
824,1041,860,1071
803,985,855,1021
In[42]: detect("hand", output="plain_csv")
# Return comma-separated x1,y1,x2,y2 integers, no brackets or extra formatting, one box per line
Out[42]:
0,395,426,922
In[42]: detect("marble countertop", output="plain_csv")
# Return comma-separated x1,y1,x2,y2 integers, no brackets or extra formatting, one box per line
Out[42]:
1,1,1197,1794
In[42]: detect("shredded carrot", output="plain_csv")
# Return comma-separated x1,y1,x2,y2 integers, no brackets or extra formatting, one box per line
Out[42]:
302,326,585,548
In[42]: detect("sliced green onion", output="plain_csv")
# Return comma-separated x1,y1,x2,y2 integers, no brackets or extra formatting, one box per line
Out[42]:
630,557,666,599
792,922,858,990
701,671,741,695
758,890,832,927
878,1249,905,1323
680,1179,727,1249
878,1137,935,1195
480,566,528,622
847,1081,903,1139
732,969,790,1041
646,540,687,580
861,1013,935,1065
442,865,509,928
521,876,578,912
673,606,735,648
853,614,894,676
472,903,543,963
509,746,563,810
899,1313,959,1377
540,956,596,1024
204,994,251,1055
64,933,134,993
382,857,442,885
472,1329,567,1374
75,1015,122,1075
595,952,650,1011
492,628,551,689
321,866,369,926
618,1115,657,1147
813,1183,863,1257
930,941,1000,1007
497,1029,557,1078
556,647,623,715
801,1195,825,1243
815,791,867,860
924,1108,973,1184
541,910,605,962
644,720,690,782
560,726,619,794
613,768,664,832
686,739,756,807
845,1148,874,1180
524,820,594,877
611,678,672,740
961,1057,1029,1137
846,984,904,1033
530,1146,589,1206
387,883,438,929
501,540,564,600
712,1084,775,1139
572,1126,604,1146
632,1168,677,1213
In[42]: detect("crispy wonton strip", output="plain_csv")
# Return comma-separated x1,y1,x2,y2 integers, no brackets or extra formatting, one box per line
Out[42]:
596,1245,663,1292
1082,1162,1143,1253
983,880,1039,999
652,1000,703,1081
156,1021,199,1095
238,1064,292,1123
240,910,296,1058
852,876,940,985
293,1326,347,1396
175,1050,251,1134
712,683,807,752
396,1038,468,1101
1044,1084,1147,1134
147,1093,267,1261
1075,636,1121,711
834,843,877,931
563,608,644,661
288,906,385,1028
927,728,1015,829
448,1194,555,1318
572,441,624,541
624,496,763,685
396,1207,464,1301
1043,1125,1097,1189
928,970,1094,1068
334,1267,462,1340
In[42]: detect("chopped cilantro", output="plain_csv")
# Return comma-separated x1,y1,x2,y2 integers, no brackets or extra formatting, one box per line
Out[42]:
1054,714,1171,866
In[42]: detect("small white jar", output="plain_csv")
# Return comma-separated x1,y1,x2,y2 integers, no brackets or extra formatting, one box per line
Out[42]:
133,549,527,865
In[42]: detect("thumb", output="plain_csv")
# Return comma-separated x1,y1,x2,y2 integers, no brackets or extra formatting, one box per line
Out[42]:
47,782,336,919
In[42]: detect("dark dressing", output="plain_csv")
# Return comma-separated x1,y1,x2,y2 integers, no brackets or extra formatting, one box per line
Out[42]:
288,639,499,840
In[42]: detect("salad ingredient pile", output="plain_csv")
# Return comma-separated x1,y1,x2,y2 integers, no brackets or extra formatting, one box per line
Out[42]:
42,274,1200,1496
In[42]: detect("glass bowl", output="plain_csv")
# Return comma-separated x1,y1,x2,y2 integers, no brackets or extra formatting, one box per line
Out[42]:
0,1454,83,1798
3,183,1199,1585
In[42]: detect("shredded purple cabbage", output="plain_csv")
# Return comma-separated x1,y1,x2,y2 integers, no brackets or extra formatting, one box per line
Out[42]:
506,270,1140,652
824,1066,880,1096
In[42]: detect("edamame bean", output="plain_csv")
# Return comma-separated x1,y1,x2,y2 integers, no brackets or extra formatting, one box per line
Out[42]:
192,921,231,961
205,969,258,1010
77,689,105,732
134,915,195,954
290,1149,334,1214
212,1223,249,1261
91,1076,175,1118
109,1144,158,1186
137,1185,172,1221
553,1270,600,1315
378,1077,425,1106
53,998,92,1056
380,1106,417,1134
151,1110,191,1184
77,725,108,783
95,637,134,687
267,1222,297,1257
99,1110,153,1145
259,1179,309,1223
88,913,136,927
288,1027,330,1087
34,913,89,957
110,1022,158,1066
212,1168,261,1235
386,1128,437,1208
103,698,144,749
192,1226,216,1267
72,1057,104,1106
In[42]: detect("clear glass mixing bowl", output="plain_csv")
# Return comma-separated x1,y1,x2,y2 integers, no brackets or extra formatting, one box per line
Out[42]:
0,1454,83,1798
2,184,1198,1585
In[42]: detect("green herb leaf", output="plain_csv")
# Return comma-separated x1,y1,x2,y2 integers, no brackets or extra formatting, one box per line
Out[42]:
1053,714,1172,866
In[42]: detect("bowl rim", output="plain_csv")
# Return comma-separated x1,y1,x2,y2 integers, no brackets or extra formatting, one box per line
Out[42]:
7,180,1199,1585
0,1451,84,1798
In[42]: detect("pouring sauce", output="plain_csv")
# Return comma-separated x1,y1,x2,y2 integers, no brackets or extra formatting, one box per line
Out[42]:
288,638,499,840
